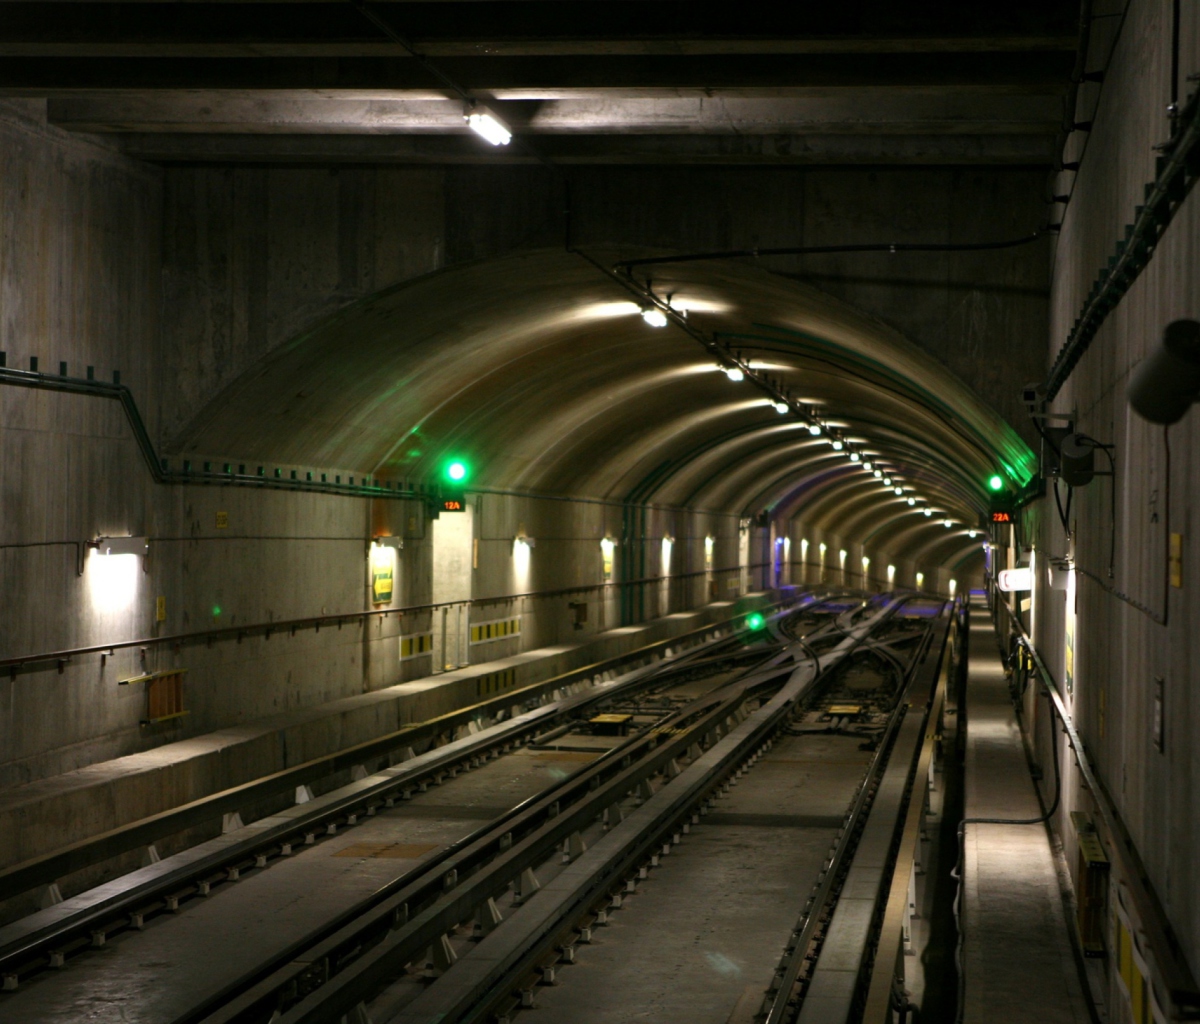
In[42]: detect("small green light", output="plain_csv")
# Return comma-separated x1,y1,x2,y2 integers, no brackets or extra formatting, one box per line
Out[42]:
988,474,1004,492
746,612,766,631
212,605,221,618
446,460,468,482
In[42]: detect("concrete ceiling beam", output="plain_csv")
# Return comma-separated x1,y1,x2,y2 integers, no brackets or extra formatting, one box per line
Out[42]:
109,131,1059,165
0,51,1075,91
42,92,1065,136
0,37,1079,59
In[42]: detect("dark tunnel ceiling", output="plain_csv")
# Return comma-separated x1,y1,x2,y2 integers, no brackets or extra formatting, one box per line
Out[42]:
174,249,1033,568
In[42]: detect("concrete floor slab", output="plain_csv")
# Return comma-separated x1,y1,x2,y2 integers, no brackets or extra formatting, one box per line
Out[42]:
962,607,1090,1024
526,733,867,1024
0,747,603,1024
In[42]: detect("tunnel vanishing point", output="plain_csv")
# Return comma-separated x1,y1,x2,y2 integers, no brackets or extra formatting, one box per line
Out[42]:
1,3,1199,1024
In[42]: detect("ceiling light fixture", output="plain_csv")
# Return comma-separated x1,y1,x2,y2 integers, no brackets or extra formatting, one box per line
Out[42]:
641,307,668,327
465,104,512,146
894,487,904,495
923,508,933,517
808,424,822,436
850,453,861,462
725,366,745,382
773,401,788,414
907,497,916,506
832,440,844,450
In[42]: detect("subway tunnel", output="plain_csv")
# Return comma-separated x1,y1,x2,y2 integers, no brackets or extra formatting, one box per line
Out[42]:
0,3,1197,1023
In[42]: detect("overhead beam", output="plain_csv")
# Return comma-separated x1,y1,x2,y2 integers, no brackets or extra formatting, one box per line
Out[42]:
44,91,1064,136
0,52,1075,92
0,38,1080,59
114,131,1058,165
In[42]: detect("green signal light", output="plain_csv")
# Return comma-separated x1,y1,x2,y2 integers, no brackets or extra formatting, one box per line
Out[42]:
746,612,766,631
988,474,1004,492
446,460,468,482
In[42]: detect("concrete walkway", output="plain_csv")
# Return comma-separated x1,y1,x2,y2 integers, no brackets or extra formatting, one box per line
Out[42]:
962,600,1091,1024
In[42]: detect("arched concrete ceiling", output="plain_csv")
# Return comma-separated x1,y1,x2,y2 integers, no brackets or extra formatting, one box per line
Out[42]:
175,247,1032,568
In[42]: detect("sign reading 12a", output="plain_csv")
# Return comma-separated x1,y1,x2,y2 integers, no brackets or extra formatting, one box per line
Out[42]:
443,499,465,512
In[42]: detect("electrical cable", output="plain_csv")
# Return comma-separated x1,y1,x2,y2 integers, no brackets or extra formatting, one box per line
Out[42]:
612,232,1046,273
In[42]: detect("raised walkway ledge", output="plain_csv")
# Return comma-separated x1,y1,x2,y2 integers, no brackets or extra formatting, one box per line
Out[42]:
962,597,1092,1024
0,597,766,922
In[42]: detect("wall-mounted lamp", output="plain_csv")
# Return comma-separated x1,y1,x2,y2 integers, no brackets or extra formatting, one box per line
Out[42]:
372,536,403,551
641,307,668,328
1127,319,1200,423
724,366,745,382
465,104,512,146
94,536,148,557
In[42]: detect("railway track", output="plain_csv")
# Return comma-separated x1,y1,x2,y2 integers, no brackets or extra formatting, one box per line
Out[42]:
0,590,952,1024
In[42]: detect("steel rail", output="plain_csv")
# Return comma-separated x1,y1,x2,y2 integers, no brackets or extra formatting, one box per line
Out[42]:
0,606,803,987
760,599,951,1024
994,595,1200,1016
191,624,815,1024
859,600,959,1024
346,601,906,1024
0,599,799,912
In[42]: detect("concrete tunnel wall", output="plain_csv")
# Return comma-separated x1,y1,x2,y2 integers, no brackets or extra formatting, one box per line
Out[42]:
2,96,1031,795
1012,0,1200,1006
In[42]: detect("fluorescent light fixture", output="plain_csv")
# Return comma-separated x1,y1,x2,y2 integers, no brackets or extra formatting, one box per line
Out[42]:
907,497,916,506
773,401,789,414
968,529,978,538
923,508,933,517
808,424,822,436
95,536,147,557
465,105,512,146
943,519,952,528
641,307,668,327
850,453,861,462
832,440,844,450
894,487,903,495
873,470,882,478
725,367,745,382
882,477,891,485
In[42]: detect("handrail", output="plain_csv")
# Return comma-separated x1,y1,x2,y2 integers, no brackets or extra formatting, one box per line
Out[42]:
993,592,1200,1016
1,561,779,675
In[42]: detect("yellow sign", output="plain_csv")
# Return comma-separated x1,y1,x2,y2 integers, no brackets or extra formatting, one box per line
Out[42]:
156,596,167,622
372,560,393,603
216,511,228,529
1170,533,1183,588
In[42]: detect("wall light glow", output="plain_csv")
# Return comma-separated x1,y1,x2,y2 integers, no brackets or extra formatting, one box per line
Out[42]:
949,578,957,595
725,367,745,382
773,401,789,414
513,536,532,586
87,550,139,613
907,497,916,506
704,534,714,572
887,564,896,584
916,571,924,589
832,441,844,450
808,424,822,436
839,549,847,568
850,453,861,462
661,535,674,575
923,508,933,517
465,107,512,145
641,307,668,327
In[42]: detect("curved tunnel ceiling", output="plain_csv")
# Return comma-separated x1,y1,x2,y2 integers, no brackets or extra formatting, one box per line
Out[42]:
175,248,1032,568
